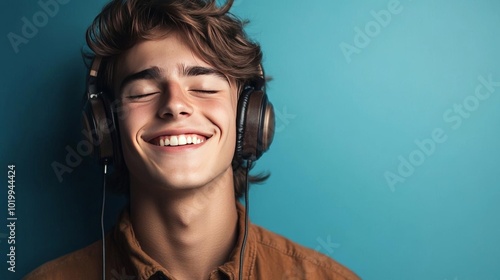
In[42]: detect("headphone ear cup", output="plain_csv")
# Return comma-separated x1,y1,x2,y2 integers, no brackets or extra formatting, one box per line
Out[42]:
261,100,275,154
236,87,252,160
236,87,275,161
82,92,119,165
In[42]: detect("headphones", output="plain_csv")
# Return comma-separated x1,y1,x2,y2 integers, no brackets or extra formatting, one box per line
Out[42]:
82,56,275,169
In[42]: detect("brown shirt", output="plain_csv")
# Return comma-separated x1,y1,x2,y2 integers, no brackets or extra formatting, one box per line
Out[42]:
24,204,360,280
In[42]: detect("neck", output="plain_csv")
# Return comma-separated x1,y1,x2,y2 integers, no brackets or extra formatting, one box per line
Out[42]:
129,169,238,280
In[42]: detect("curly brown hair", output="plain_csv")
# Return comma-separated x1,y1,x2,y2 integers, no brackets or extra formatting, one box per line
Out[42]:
84,0,269,198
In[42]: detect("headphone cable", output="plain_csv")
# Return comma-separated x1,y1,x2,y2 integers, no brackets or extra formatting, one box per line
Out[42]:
101,160,108,280
238,159,251,280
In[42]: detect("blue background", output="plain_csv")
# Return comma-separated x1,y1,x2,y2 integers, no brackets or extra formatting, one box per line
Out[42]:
1,0,500,279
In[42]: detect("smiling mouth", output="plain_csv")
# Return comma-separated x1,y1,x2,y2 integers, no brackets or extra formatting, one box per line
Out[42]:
149,134,208,147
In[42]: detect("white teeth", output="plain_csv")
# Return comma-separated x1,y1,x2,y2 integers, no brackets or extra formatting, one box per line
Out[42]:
178,135,187,145
170,136,179,146
156,134,207,146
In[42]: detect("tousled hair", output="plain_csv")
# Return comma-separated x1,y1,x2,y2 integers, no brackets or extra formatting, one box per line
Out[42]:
84,0,269,198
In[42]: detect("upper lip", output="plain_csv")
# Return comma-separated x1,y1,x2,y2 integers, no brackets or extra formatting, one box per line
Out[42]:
143,129,213,143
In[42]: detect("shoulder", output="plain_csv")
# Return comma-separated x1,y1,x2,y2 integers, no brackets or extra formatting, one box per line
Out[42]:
23,240,102,280
250,225,360,280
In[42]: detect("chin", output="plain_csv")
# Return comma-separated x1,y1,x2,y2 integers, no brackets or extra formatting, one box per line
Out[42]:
130,166,232,193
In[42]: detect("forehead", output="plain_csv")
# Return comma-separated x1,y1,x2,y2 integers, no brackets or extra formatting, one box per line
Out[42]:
111,30,237,94
114,32,204,80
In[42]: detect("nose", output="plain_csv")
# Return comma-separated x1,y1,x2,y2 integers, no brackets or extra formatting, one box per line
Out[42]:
158,83,193,119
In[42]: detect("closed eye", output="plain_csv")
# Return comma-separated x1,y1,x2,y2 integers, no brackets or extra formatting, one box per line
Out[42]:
192,90,219,94
126,92,159,100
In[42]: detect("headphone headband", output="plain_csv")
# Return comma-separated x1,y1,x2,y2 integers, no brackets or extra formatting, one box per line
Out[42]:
90,56,102,78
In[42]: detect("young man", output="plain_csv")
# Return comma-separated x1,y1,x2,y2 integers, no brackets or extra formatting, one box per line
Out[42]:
25,0,359,279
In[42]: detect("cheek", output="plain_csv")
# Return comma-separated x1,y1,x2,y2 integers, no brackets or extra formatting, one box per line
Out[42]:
205,94,236,127
117,119,136,164
209,99,237,137
117,106,147,148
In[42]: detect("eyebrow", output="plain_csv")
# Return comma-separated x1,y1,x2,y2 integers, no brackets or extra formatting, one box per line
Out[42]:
182,65,228,82
119,65,229,93
119,66,162,93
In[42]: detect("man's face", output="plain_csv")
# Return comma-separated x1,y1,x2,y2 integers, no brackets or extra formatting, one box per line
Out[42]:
114,32,238,192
